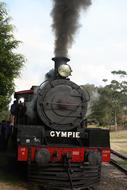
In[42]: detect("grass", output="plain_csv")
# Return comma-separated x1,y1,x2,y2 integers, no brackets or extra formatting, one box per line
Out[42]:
110,130,127,140
110,130,127,155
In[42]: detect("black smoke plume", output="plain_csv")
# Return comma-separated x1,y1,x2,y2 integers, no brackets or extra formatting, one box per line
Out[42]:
51,0,91,57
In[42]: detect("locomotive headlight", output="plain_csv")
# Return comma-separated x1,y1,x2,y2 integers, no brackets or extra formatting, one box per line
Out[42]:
18,97,25,103
58,64,72,77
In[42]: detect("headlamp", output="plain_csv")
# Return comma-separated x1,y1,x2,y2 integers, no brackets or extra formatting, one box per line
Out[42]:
18,97,25,103
58,64,72,77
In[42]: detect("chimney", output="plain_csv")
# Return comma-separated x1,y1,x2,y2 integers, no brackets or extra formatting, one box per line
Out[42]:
52,57,70,78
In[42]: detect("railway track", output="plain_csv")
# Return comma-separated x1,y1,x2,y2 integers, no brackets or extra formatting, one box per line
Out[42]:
110,149,127,175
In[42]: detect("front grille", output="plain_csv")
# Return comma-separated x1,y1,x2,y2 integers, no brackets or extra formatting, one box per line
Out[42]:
28,162,101,190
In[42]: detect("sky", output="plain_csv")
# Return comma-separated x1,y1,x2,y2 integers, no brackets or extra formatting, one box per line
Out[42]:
3,0,127,91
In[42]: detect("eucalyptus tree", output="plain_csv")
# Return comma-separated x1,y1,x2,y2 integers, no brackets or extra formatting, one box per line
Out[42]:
90,70,127,128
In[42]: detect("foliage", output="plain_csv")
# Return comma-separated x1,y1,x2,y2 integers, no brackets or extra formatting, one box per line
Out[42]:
89,70,127,127
0,2,24,119
0,108,9,122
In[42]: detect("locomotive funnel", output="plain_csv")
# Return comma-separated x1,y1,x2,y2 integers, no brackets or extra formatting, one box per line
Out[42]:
52,57,70,78
52,57,70,64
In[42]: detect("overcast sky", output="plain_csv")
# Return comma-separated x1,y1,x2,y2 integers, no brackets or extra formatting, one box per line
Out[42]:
4,0,127,91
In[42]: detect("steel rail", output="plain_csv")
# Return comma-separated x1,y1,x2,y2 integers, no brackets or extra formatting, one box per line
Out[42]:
110,159,127,175
111,149,127,160
110,150,127,175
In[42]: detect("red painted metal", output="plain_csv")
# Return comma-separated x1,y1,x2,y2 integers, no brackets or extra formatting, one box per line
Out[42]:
15,90,33,95
84,148,110,163
18,146,28,161
18,146,110,163
31,147,85,162
101,148,110,162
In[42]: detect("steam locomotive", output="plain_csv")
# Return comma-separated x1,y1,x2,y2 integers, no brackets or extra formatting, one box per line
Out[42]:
11,57,110,190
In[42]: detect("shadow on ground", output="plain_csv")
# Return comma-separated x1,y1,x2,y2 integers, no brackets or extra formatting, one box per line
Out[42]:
0,151,28,186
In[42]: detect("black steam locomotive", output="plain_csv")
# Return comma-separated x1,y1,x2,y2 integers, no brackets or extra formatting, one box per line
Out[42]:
11,57,110,190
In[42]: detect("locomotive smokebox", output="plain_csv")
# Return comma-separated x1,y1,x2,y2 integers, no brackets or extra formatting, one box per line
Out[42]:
52,57,71,78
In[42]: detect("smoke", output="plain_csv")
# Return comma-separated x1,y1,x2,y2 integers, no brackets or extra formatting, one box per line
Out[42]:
51,0,91,57
86,89,100,116
25,87,38,120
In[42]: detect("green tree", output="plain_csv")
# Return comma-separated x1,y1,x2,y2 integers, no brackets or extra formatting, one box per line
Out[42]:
110,70,127,127
90,70,127,128
0,2,24,120
90,85,113,126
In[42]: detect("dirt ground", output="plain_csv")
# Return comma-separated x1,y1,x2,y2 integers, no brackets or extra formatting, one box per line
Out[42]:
0,156,127,190
96,164,127,190
0,183,27,190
